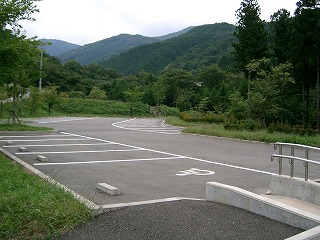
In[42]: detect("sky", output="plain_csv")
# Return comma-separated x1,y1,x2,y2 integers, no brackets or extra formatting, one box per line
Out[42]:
20,0,297,46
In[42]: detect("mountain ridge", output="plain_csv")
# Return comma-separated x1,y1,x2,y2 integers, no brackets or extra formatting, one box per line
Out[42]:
99,23,236,75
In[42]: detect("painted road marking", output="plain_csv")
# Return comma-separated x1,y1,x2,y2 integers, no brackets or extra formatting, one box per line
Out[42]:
16,149,144,155
55,132,276,176
34,156,185,166
0,135,69,138
112,118,182,135
0,138,88,142
3,143,114,148
176,168,216,176
37,117,97,124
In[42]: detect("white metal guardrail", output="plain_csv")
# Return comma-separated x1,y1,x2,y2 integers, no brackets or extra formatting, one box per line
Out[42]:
271,142,320,181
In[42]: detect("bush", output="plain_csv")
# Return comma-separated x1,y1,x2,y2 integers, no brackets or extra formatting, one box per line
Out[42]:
160,105,180,116
267,123,317,136
179,111,225,123
223,119,263,131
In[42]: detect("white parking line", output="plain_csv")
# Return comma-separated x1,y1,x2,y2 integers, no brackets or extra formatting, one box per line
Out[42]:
0,135,69,138
3,143,114,148
58,132,275,176
16,149,144,155
0,138,88,142
34,156,185,166
37,117,97,124
112,119,181,135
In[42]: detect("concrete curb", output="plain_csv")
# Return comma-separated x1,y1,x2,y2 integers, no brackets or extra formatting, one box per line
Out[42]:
206,181,320,231
0,147,103,216
99,197,205,212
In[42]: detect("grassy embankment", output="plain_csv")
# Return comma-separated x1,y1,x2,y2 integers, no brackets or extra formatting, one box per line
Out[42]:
0,152,92,239
166,116,320,147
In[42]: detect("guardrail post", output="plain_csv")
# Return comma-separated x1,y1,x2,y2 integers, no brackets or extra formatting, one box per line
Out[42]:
290,145,295,177
278,144,283,175
304,148,309,181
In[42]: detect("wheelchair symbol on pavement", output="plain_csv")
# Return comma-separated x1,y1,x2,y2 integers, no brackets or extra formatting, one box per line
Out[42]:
176,168,215,176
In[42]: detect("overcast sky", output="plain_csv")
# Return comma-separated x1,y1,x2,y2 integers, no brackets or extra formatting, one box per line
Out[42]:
20,0,297,45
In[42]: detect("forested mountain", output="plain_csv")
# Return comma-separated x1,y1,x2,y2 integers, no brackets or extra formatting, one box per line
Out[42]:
40,39,81,56
154,26,194,41
57,34,161,65
99,23,236,75
56,27,194,65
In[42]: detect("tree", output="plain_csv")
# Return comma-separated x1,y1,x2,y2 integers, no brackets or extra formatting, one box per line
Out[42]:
270,9,294,64
160,68,196,107
233,0,268,71
233,0,269,98
42,86,60,114
88,86,107,100
0,87,8,117
26,86,42,115
151,80,166,107
124,87,144,116
292,0,320,128
0,0,41,123
0,0,40,33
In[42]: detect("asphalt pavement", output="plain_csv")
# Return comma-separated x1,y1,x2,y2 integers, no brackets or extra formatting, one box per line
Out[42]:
57,200,303,240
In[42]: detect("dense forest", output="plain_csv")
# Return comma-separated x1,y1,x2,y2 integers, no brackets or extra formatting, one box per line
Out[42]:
99,23,236,74
1,0,320,134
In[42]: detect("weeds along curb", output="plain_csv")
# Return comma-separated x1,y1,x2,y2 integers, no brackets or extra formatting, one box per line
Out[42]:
0,146,103,216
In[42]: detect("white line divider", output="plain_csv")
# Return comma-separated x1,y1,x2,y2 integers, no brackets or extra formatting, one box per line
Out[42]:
3,143,114,148
38,131,276,176
16,149,144,155
112,118,181,135
37,117,97,124
0,138,88,142
34,157,185,166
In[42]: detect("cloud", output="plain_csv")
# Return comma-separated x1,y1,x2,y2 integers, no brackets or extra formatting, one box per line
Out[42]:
20,0,297,45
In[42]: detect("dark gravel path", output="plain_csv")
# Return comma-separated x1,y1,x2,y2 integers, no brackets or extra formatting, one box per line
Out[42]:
58,200,303,240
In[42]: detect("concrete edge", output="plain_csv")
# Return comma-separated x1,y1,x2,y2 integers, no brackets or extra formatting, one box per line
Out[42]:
206,181,320,231
0,147,103,216
100,197,205,212
286,225,320,240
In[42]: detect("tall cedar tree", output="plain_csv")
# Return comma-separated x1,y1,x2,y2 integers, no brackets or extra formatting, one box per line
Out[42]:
233,0,269,73
270,9,293,64
293,0,320,128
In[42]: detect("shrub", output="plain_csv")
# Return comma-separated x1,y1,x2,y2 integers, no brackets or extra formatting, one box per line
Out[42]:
179,111,225,123
223,119,263,131
267,123,317,136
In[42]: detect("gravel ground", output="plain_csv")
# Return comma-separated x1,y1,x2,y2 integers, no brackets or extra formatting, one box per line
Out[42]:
58,200,303,240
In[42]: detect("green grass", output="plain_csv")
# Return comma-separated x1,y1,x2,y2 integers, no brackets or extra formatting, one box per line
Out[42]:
0,153,92,239
0,98,152,120
166,116,320,147
0,124,53,131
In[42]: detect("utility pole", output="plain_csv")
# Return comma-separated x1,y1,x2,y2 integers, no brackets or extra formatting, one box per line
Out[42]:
39,50,43,91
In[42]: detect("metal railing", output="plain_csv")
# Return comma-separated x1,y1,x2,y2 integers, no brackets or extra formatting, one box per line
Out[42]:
271,142,320,181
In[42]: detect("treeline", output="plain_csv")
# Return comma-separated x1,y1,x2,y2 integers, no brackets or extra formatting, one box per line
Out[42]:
1,0,320,134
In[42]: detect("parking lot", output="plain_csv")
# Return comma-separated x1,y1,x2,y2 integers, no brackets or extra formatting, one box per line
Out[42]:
2,117,320,206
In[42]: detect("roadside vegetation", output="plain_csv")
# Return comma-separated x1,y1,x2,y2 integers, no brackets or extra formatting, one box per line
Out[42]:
166,115,320,147
0,153,92,239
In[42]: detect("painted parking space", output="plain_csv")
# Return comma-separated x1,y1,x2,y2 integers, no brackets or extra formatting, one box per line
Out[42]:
0,127,278,205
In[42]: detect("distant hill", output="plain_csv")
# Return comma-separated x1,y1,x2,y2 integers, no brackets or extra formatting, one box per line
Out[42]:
40,39,81,56
99,23,236,75
57,34,162,65
54,26,193,65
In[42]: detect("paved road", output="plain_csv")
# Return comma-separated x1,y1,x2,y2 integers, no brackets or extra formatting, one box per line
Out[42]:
1,117,312,239
2,117,320,206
